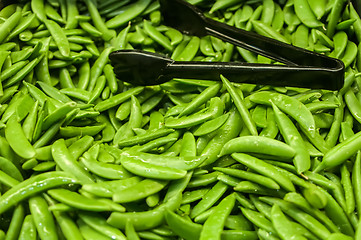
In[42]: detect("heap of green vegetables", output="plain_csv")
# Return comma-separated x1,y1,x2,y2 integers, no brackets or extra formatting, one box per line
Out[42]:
0,0,361,239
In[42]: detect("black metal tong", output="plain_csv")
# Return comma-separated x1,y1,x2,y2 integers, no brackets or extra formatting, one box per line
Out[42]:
109,0,345,90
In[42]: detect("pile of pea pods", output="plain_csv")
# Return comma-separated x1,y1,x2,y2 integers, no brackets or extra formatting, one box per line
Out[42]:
1,0,361,239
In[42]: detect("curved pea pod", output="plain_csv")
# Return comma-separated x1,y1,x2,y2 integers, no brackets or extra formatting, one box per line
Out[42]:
47,188,125,212
51,139,94,184
219,136,295,160
271,204,307,240
0,156,23,181
260,197,331,240
249,91,316,137
29,195,58,240
200,107,243,166
200,193,236,240
79,153,133,180
113,178,168,203
294,0,323,28
120,150,206,171
119,153,187,180
193,113,229,136
302,184,327,209
5,115,36,159
107,192,182,231
272,102,310,174
165,97,224,129
0,171,78,214
232,153,295,192
314,130,361,172
59,123,106,137
165,209,202,240
78,212,127,240
116,128,175,147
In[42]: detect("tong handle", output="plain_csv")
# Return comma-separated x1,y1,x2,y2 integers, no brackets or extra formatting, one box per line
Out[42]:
162,61,343,90
204,17,343,70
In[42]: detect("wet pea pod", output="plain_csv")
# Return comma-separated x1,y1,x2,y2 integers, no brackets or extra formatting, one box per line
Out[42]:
80,150,133,180
231,153,296,192
219,135,295,161
165,96,224,129
47,188,125,212
112,178,168,203
314,130,361,172
0,171,78,215
107,191,182,231
272,102,311,174
5,115,36,159
249,91,316,137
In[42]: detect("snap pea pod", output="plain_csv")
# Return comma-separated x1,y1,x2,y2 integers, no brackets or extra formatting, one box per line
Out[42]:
220,135,295,160
0,171,77,214
200,193,236,240
18,214,37,240
107,192,182,231
272,102,310,174
29,195,58,240
51,138,94,184
47,188,125,212
113,178,168,203
106,0,152,29
221,75,258,136
314,130,361,172
260,197,331,240
5,115,36,159
271,204,307,240
249,91,316,137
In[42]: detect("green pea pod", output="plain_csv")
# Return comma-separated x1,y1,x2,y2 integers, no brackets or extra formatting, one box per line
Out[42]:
215,167,280,190
0,10,22,44
5,203,25,240
260,197,331,240
47,188,124,212
220,135,295,160
78,212,126,240
125,221,140,240
82,177,142,198
200,193,236,240
107,192,182,231
119,153,187,180
314,130,361,172
59,123,106,137
44,19,70,57
5,115,36,159
18,215,37,240
106,0,152,28
0,171,77,214
294,0,323,28
252,20,290,43
271,204,307,240
29,195,58,240
0,156,23,181
326,0,348,37
180,83,221,117
117,128,174,147
120,150,205,171
232,153,295,192
352,151,361,217
249,91,316,137
272,102,311,174
143,20,173,51
113,178,168,203
52,138,94,184
80,153,132,180
94,86,144,112
175,36,200,61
